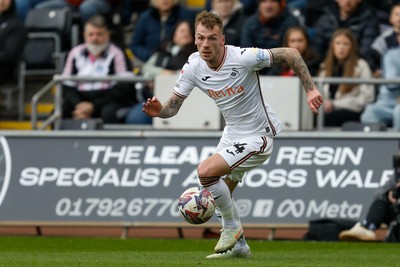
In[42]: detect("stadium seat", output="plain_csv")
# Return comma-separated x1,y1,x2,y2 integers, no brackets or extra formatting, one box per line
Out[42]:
17,8,72,120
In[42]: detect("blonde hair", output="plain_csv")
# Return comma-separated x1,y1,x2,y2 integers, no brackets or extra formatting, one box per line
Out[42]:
195,10,223,32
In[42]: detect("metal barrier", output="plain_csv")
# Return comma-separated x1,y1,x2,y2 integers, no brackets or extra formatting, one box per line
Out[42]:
314,77,400,131
31,75,153,130
31,75,400,131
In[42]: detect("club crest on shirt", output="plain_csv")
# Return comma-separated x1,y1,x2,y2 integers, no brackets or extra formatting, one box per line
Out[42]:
229,68,239,79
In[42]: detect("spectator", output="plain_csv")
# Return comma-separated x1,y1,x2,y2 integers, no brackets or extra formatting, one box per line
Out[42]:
141,19,196,77
303,0,333,41
125,19,196,124
129,0,196,63
313,0,380,62
368,3,400,78
269,26,321,76
318,28,374,127
211,0,247,46
240,0,300,75
61,15,134,124
0,0,27,83
120,0,149,26
208,0,307,20
366,0,400,31
361,48,400,130
205,0,256,17
339,172,400,242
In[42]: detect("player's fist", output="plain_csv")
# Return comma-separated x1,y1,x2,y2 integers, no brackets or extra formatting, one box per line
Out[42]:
307,88,324,115
142,96,162,117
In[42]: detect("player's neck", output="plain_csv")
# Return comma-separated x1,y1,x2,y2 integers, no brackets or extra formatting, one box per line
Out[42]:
207,46,225,70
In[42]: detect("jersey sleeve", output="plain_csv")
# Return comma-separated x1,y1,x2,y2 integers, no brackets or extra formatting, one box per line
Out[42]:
238,47,273,72
174,59,196,97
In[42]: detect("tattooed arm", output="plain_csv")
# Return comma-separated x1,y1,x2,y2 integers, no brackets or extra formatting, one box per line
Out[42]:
142,93,185,118
270,47,324,115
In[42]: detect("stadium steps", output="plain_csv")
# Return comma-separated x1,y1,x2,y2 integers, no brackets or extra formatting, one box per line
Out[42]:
24,102,54,116
0,103,53,130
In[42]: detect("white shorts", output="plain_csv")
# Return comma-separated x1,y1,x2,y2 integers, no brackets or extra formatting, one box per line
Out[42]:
216,134,273,183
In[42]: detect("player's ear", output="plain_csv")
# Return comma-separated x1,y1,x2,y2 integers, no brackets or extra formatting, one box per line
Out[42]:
221,35,225,47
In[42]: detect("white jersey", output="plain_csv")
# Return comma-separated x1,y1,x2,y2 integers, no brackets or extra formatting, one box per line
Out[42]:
174,45,282,137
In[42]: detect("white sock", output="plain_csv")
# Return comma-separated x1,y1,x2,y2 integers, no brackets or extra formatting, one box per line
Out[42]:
232,198,241,223
216,198,241,226
207,179,238,229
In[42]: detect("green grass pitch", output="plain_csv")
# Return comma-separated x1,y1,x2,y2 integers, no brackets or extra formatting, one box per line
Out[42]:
0,236,399,266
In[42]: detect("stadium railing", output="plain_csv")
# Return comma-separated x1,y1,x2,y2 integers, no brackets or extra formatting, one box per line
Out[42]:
31,75,153,130
31,75,400,131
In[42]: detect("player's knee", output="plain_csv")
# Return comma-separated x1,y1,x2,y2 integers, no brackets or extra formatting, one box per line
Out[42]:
197,163,220,187
197,161,212,178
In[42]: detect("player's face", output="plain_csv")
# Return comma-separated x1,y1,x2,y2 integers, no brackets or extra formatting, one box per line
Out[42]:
195,23,225,68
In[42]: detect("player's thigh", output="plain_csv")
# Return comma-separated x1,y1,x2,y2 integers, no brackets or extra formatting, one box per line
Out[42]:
197,153,231,177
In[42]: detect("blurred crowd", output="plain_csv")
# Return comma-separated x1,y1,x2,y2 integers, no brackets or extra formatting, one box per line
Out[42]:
1,0,400,128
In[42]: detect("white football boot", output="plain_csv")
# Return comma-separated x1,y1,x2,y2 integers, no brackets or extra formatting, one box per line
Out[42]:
206,236,251,259
214,224,244,253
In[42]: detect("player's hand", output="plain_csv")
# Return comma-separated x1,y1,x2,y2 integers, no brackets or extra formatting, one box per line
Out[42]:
307,88,324,115
142,96,162,117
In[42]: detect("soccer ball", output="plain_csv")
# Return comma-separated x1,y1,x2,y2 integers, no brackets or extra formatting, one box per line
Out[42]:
178,187,216,225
